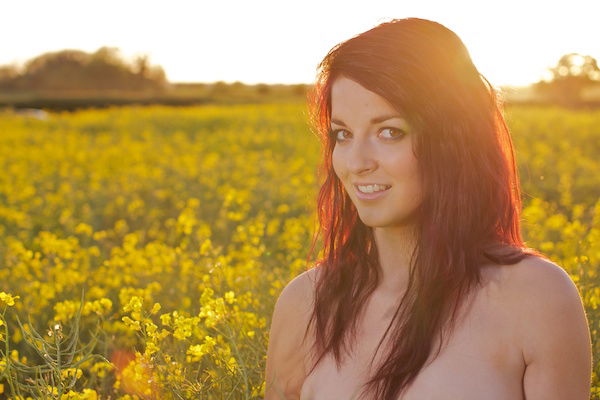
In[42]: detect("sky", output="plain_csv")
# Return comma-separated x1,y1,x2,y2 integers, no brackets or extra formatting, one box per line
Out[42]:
2,0,599,87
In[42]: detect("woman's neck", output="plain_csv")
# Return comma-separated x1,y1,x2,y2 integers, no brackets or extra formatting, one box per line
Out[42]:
372,224,418,295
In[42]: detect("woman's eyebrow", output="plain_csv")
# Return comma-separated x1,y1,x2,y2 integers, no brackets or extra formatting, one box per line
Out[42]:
331,114,405,126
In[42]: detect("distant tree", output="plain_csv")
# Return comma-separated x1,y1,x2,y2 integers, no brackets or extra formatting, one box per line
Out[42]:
22,49,89,90
256,83,270,95
210,81,231,96
0,47,168,93
85,47,132,90
0,64,20,90
292,83,307,96
534,53,600,106
132,53,168,89
134,55,148,75
551,53,600,80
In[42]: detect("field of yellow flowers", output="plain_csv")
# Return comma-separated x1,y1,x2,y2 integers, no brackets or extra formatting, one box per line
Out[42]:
0,102,598,399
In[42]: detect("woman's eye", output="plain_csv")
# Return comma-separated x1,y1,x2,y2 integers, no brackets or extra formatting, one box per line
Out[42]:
331,129,350,141
380,127,406,139
330,127,405,142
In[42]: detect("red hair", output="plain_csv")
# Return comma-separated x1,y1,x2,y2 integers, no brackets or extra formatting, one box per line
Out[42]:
302,17,546,399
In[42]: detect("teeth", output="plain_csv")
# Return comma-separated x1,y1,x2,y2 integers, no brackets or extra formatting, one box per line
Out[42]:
357,184,390,193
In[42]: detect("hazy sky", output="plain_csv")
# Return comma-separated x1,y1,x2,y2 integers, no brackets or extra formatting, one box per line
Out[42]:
2,0,599,86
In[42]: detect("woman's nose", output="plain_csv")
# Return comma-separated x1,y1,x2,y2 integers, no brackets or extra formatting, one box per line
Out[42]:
346,139,377,175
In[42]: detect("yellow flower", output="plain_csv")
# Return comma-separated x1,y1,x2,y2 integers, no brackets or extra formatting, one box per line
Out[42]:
74,222,93,237
226,356,238,372
83,298,113,317
122,316,141,331
54,300,80,322
224,291,236,304
186,335,216,362
123,296,143,313
150,302,161,315
0,292,20,307
144,341,159,356
60,367,83,380
200,238,212,255
160,313,172,326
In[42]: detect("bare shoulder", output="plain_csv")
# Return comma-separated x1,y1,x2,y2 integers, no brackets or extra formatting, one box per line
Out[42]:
478,256,576,302
504,255,578,292
503,255,592,399
280,266,321,309
264,266,321,400
504,256,585,324
503,255,586,331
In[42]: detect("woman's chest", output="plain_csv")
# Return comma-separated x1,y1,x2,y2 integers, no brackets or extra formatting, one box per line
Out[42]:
300,283,526,400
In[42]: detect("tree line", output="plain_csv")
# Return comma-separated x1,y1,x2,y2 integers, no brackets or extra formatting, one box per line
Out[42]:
532,53,600,107
0,47,599,108
0,47,168,93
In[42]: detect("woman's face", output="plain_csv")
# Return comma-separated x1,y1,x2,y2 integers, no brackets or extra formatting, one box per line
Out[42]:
331,76,423,228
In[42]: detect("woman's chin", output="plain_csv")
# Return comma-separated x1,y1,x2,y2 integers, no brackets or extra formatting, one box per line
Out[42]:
357,213,392,228
357,210,419,229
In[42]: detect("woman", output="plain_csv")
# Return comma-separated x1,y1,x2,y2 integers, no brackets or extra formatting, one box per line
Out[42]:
265,17,591,400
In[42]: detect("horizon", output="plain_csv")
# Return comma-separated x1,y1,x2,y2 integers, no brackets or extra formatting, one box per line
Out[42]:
3,0,599,87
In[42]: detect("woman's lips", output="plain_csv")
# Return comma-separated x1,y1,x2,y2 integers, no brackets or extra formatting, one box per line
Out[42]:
353,185,391,200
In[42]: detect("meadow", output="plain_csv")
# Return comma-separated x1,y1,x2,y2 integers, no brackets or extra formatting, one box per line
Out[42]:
0,102,598,399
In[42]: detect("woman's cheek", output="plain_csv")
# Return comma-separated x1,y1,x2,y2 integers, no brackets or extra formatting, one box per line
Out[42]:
331,148,344,180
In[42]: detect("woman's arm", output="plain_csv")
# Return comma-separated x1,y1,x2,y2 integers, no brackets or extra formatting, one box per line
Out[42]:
265,269,316,400
515,257,592,399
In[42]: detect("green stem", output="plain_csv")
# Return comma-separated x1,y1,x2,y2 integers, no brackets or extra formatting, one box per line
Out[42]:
1,309,19,397
225,324,250,399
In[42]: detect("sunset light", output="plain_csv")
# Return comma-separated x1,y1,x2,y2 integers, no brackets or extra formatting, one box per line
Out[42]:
2,0,598,87
0,1,598,398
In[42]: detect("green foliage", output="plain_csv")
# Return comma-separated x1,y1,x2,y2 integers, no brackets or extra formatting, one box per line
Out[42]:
0,290,108,399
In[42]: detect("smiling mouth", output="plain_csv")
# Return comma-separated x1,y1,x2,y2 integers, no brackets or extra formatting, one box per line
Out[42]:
355,184,392,194
353,184,391,201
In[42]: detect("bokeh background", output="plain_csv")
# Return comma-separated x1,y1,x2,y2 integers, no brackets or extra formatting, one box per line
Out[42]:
0,0,599,398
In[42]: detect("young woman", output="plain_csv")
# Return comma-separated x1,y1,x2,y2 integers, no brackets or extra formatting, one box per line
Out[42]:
265,17,592,400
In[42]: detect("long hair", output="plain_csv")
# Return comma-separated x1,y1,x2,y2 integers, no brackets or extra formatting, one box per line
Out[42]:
302,17,547,400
